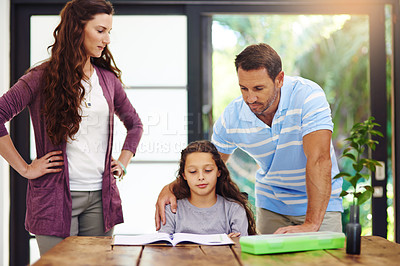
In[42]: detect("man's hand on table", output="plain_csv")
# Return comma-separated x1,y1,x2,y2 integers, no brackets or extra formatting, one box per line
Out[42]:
273,222,319,234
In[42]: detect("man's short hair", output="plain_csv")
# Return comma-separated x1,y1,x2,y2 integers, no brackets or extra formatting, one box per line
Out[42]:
235,43,282,81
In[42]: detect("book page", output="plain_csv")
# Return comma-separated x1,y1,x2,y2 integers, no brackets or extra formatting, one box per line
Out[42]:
172,233,234,246
112,233,172,246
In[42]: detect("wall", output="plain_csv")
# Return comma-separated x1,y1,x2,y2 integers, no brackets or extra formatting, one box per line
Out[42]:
0,0,10,265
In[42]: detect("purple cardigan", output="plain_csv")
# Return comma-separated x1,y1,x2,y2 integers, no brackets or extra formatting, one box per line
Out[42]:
0,64,143,238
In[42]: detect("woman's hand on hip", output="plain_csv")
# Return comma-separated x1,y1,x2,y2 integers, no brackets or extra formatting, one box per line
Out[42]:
111,157,123,179
23,150,63,179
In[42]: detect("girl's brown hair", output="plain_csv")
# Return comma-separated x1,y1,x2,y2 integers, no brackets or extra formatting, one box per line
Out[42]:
42,0,121,145
173,140,257,235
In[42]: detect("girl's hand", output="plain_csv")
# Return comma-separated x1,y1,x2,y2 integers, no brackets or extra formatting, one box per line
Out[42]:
23,150,63,180
228,232,241,238
111,157,123,180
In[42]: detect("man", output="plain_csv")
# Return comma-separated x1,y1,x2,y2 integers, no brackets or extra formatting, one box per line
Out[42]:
156,43,343,234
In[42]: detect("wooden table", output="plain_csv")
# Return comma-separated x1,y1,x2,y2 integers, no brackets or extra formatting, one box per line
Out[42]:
33,235,400,266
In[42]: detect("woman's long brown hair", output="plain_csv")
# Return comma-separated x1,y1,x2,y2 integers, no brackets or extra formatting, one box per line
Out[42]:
42,0,121,145
173,140,257,235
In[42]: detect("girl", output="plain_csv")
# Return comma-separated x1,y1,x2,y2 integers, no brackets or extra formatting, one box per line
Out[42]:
159,140,256,236
0,0,143,255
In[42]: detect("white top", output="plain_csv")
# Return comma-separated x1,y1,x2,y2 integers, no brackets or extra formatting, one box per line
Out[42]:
67,68,109,191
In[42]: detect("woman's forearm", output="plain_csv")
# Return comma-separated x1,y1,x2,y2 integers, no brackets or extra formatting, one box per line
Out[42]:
117,149,134,169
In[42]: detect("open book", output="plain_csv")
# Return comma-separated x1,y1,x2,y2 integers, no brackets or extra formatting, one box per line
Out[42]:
111,233,234,247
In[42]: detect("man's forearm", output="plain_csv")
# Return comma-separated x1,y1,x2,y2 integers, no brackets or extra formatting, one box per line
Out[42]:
168,179,177,192
304,157,332,230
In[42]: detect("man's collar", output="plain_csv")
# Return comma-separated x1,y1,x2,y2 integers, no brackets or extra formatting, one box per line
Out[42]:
239,97,256,122
277,75,291,113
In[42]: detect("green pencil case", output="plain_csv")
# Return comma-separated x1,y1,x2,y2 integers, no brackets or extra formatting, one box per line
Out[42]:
240,231,345,255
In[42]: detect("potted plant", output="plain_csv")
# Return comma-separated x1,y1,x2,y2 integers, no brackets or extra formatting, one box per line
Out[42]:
334,116,383,254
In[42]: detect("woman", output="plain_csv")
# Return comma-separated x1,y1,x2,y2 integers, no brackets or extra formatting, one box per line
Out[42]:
0,0,143,255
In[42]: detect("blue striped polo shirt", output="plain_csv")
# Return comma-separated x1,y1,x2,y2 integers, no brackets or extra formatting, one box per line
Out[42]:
212,75,343,216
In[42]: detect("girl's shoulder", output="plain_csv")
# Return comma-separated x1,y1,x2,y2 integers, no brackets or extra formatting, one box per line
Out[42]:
176,198,190,209
218,195,246,212
165,198,189,212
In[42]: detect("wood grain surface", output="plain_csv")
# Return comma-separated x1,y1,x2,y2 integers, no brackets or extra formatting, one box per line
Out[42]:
33,235,400,266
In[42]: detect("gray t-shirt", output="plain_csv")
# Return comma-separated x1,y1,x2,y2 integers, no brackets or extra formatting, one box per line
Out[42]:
159,194,249,236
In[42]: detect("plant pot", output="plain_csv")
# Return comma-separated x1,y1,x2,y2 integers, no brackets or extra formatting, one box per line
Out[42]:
346,205,361,254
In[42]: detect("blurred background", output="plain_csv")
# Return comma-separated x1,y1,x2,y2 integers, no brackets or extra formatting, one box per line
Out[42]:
2,1,398,265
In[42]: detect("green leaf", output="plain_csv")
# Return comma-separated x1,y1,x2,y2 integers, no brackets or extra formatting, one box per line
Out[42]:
370,130,383,137
343,153,356,161
368,164,376,173
351,122,362,129
363,185,374,193
359,146,365,154
366,140,379,150
353,162,363,172
363,158,381,165
361,173,371,180
346,175,358,188
343,147,353,154
340,190,349,197
349,142,359,150
357,190,373,205
362,159,381,172
333,172,351,179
